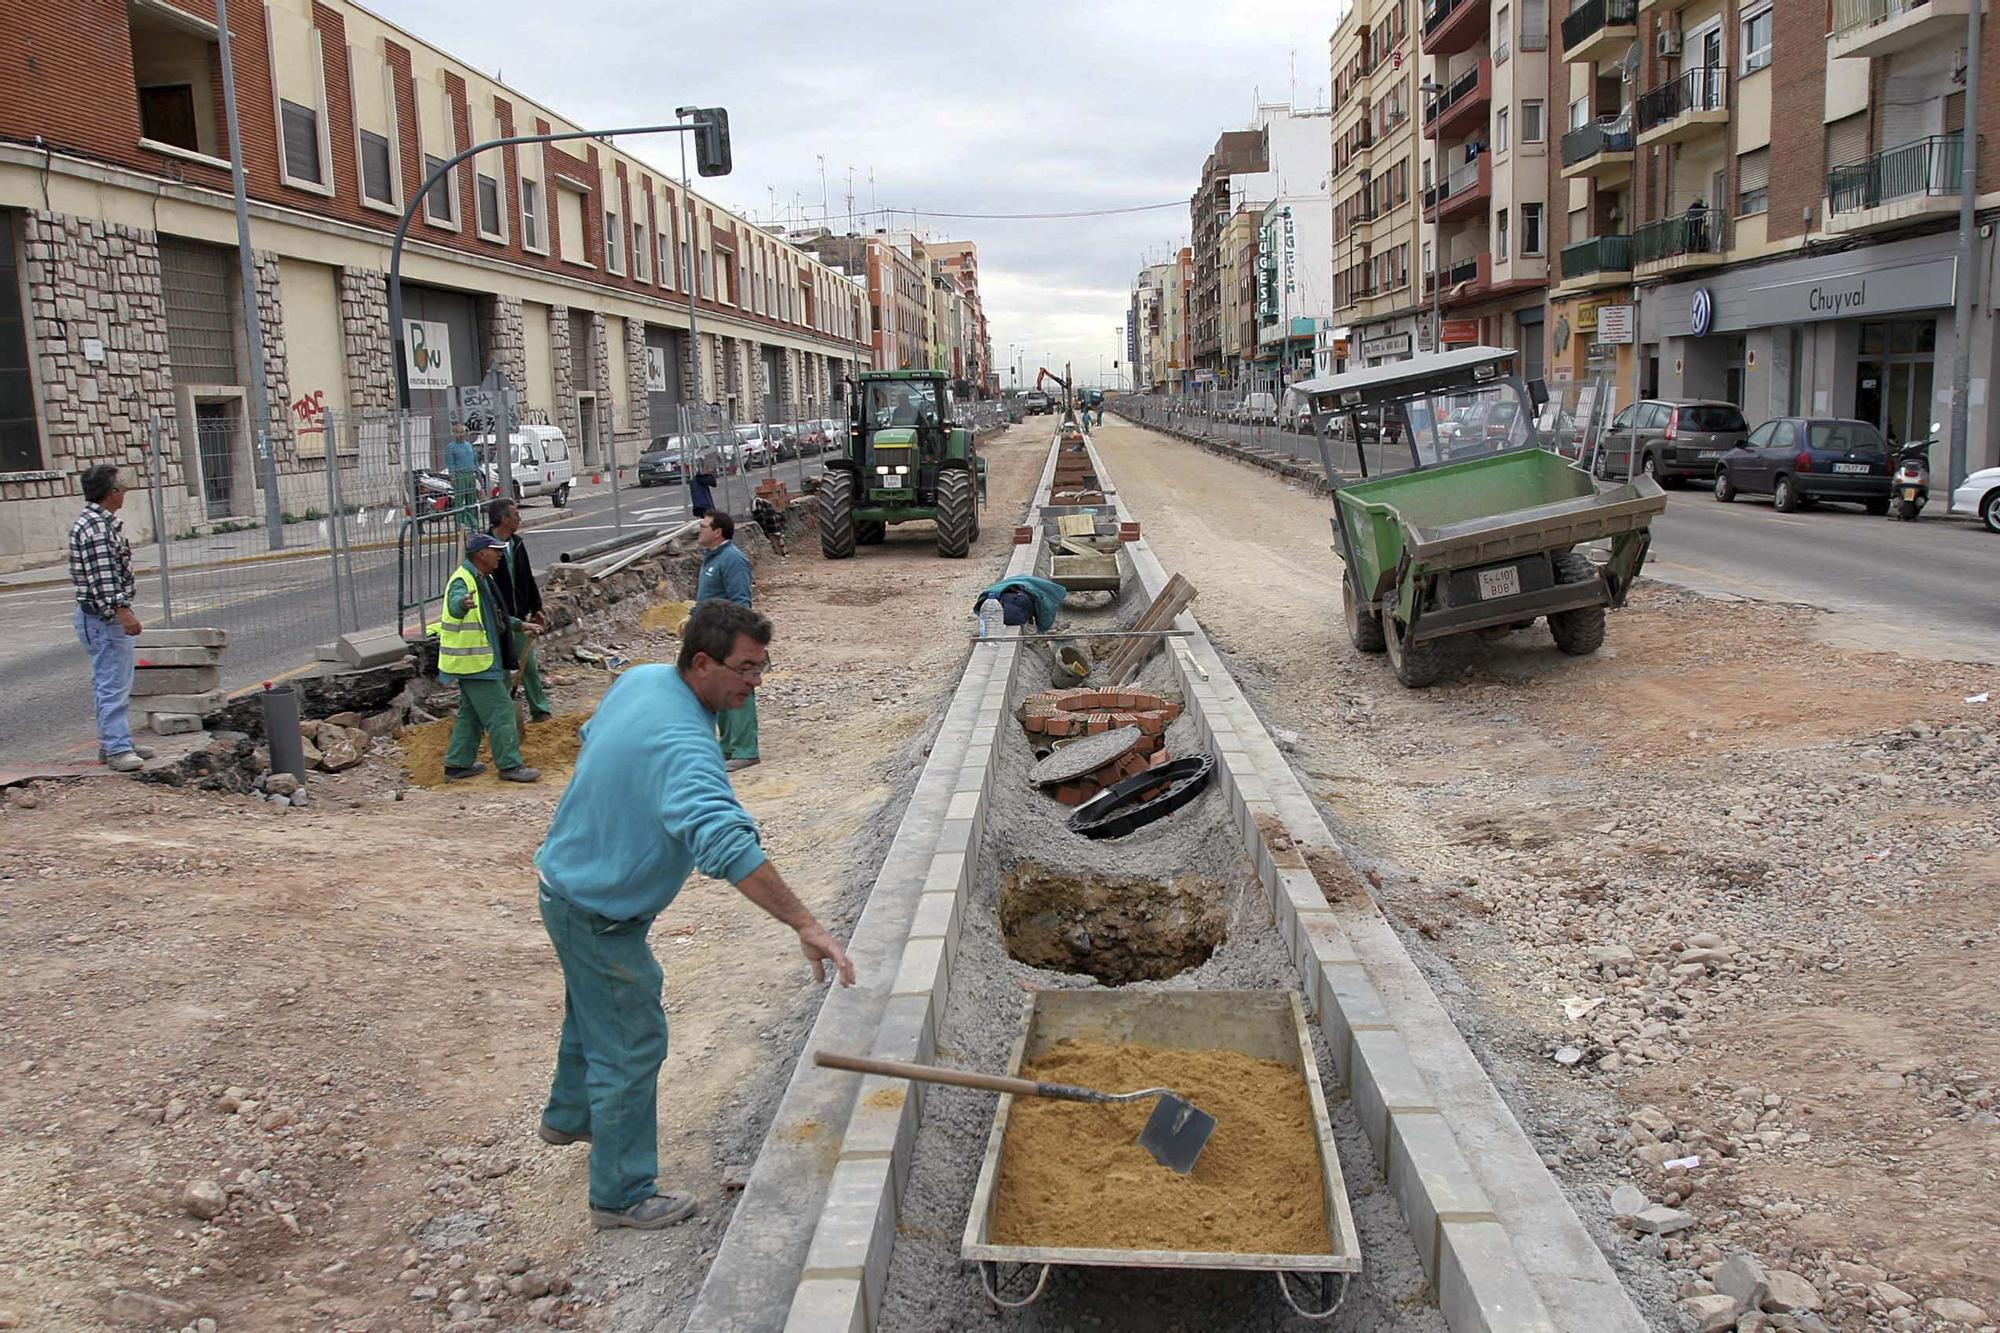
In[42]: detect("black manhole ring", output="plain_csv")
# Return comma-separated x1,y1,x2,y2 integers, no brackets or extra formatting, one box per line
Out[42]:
1067,753,1217,840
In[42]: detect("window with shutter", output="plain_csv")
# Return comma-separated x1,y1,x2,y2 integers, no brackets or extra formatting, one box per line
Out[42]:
1945,91,1966,136
1826,113,1870,171
520,179,543,250
1736,147,1769,215
424,154,455,225
280,99,322,186
360,130,394,205
158,238,239,385
476,175,502,238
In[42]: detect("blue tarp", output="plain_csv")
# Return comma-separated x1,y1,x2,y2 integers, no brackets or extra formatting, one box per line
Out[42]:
973,574,1069,633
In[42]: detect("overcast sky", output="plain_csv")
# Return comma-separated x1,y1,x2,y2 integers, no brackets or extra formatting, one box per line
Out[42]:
374,0,1342,388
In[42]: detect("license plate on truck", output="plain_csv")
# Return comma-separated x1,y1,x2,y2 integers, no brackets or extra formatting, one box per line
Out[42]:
1476,566,1522,600
1833,463,1871,474
881,475,903,489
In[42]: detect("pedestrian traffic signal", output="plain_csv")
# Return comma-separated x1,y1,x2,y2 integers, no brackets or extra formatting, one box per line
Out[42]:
690,108,732,177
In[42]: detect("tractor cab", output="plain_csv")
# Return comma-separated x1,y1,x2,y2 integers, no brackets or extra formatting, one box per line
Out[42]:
820,369,987,559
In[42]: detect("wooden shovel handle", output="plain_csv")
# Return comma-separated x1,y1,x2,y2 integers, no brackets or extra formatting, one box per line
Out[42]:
814,1051,1104,1103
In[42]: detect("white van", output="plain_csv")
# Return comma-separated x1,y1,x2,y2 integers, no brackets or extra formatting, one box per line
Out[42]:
1237,392,1278,426
480,425,574,506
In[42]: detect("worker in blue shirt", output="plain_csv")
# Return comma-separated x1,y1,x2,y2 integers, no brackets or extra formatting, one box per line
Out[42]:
694,510,758,771
445,422,480,531
532,601,855,1231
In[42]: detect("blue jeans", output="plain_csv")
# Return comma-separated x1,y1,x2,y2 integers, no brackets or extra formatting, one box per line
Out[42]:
539,888,669,1211
73,607,135,756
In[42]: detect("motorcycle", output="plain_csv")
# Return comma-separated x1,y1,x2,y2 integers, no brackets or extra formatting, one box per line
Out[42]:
1892,425,1939,522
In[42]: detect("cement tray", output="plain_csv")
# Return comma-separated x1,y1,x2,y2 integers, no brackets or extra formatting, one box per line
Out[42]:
961,989,1361,1316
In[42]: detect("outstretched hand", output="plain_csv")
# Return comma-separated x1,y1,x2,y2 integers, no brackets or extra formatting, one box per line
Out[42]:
798,923,856,987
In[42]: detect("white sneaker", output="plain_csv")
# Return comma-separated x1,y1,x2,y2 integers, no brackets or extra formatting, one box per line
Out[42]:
104,751,144,773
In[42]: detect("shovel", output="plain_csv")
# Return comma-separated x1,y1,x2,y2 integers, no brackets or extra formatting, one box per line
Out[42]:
814,1051,1217,1174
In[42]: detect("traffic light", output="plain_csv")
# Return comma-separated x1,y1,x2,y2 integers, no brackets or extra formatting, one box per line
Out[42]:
690,107,731,177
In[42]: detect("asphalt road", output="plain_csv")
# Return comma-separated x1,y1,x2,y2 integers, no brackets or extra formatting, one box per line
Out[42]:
0,454,823,765
1116,406,1999,662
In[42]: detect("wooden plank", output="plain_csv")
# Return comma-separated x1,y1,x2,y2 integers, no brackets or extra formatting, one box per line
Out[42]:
1105,574,1198,684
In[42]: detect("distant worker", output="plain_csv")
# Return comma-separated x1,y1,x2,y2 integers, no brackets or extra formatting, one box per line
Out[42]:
690,442,718,518
531,600,855,1230
438,532,541,783
487,497,553,724
67,463,151,773
694,511,758,772
446,422,480,531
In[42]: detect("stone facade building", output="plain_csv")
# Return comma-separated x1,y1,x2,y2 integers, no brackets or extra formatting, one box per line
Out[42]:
0,0,870,566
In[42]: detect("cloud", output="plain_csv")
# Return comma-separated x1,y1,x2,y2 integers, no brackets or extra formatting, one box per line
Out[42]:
370,0,1339,382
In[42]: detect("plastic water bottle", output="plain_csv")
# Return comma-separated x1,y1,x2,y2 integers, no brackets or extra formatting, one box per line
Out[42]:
977,596,1001,639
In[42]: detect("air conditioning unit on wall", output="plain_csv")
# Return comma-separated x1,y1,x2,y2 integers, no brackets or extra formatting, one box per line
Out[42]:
1656,28,1682,56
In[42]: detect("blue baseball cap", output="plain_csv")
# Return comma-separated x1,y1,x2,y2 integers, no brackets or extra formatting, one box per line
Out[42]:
465,532,506,555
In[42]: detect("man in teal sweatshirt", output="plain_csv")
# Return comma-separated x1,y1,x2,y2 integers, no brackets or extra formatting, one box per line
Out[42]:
532,600,854,1231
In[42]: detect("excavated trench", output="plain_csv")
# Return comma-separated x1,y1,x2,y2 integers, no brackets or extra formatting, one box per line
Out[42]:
874,511,1448,1333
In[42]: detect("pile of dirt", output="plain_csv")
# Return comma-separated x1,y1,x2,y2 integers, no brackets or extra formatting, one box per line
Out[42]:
397,710,593,787
639,599,696,635
990,1038,1329,1255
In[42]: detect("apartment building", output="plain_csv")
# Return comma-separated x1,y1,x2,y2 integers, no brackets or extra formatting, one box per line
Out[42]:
0,0,869,563
928,240,995,395
1255,190,1337,393
1331,0,1428,365
1190,130,1268,383
1219,210,1260,385
1551,0,1999,472
1421,0,1555,378
864,235,927,372
1133,263,1171,390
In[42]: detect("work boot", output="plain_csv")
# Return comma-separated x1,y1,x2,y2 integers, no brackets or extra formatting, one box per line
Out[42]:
536,1122,591,1146
499,766,541,783
724,757,760,773
444,762,488,781
102,744,156,761
590,1192,698,1231
104,750,144,773
530,710,555,724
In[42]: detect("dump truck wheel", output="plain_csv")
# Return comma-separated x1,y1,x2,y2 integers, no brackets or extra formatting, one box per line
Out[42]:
934,468,975,558
818,470,856,559
1384,615,1447,688
1548,551,1607,656
1343,580,1386,654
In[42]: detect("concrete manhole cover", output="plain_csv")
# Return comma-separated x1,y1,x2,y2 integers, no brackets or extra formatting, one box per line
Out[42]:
1028,726,1144,787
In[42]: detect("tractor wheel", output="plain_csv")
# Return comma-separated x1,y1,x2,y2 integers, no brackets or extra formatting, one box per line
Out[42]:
858,521,886,545
1547,551,1607,656
935,468,975,558
818,470,856,560
1343,580,1386,654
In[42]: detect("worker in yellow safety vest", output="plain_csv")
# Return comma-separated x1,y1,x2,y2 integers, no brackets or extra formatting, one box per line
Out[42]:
438,532,541,783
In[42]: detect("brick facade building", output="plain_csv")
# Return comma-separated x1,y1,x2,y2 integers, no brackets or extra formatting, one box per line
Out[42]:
0,0,870,565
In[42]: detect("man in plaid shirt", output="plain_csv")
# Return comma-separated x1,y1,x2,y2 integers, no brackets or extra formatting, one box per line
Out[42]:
68,464,151,772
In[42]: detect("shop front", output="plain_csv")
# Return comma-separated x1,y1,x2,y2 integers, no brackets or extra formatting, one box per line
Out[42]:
1545,288,1640,401
1357,322,1419,367
1642,231,1998,467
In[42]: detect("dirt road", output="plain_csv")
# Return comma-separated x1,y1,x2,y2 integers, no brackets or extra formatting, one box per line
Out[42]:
0,425,1046,1331
1092,416,2000,1331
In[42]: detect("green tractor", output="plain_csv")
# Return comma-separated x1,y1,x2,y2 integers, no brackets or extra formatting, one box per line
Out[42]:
819,368,987,559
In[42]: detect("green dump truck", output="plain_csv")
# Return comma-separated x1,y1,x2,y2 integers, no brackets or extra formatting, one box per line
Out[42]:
820,369,986,559
1298,348,1667,687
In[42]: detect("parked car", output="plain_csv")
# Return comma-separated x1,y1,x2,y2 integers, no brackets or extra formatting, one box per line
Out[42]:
818,417,849,453
734,424,779,468
1949,464,2000,532
475,424,573,506
638,436,684,487
1713,417,1892,513
1237,392,1278,426
1590,400,1749,483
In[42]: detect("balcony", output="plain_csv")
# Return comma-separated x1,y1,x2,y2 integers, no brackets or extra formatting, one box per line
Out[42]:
1633,212,1730,275
1830,0,1979,60
1562,0,1639,60
1639,0,1696,15
1425,0,1493,56
1636,68,1729,146
1560,112,1636,181
1426,253,1494,307
1424,61,1494,141
1558,233,1633,289
1423,155,1492,222
1825,134,1965,234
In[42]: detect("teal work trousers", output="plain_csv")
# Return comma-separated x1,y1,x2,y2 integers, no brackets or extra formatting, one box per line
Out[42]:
717,691,758,761
539,887,668,1211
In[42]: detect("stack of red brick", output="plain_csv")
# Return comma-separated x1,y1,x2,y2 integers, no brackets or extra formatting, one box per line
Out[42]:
1019,687,1184,805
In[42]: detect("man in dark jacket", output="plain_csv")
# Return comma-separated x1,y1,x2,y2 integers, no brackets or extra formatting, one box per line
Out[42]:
488,497,553,723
